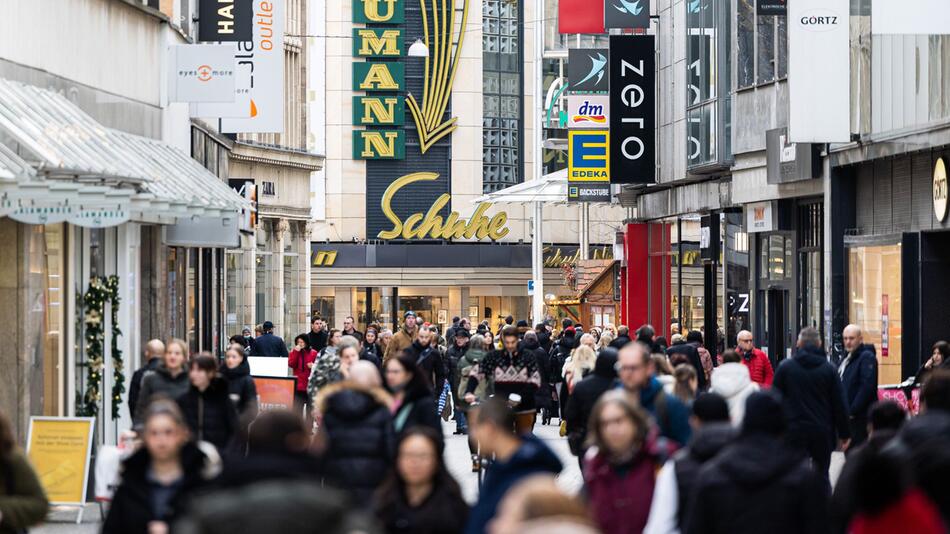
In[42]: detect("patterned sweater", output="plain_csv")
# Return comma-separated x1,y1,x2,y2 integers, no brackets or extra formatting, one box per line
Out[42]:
466,349,542,411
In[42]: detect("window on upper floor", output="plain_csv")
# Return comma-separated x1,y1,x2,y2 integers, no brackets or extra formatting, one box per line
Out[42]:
483,0,524,194
737,0,787,90
686,0,732,171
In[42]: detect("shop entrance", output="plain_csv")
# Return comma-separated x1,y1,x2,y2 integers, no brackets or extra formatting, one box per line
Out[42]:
761,288,789,365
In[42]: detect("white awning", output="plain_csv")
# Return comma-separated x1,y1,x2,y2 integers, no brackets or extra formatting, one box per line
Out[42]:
0,78,249,227
473,169,569,205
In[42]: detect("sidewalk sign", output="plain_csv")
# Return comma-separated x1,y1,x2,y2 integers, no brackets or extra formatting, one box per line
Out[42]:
252,376,296,411
26,417,95,524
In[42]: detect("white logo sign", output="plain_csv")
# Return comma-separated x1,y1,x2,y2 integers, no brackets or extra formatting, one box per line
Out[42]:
168,44,237,103
567,95,610,129
935,158,948,223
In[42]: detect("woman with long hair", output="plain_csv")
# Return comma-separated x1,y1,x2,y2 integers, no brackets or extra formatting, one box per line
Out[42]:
104,401,219,534
563,345,597,393
671,364,699,406
177,354,239,452
0,409,48,533
375,427,468,534
385,353,442,441
915,340,950,387
361,327,384,369
289,334,318,417
134,338,190,426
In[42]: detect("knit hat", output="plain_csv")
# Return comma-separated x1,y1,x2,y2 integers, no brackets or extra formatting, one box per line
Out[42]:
404,310,416,319
741,391,786,437
455,328,471,338
692,393,731,424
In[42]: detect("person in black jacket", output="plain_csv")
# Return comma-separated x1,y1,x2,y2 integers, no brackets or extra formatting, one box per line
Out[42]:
772,327,851,482
549,328,576,418
609,325,632,349
252,320,289,357
134,338,191,427
128,339,164,420
404,325,447,394
839,325,879,447
104,400,219,534
445,329,470,435
177,354,240,453
667,338,708,391
221,346,259,420
685,391,829,534
385,353,443,442
375,427,468,534
316,361,394,505
360,327,384,370
302,316,329,355
563,348,617,458
522,331,554,426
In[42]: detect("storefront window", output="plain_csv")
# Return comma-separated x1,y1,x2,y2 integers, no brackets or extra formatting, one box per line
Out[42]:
225,251,243,332
591,306,616,329
255,252,270,326
311,295,335,324
187,248,198,353
849,244,902,385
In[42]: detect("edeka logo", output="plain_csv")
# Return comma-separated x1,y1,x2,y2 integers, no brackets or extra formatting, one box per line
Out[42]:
378,173,509,241
568,130,610,182
798,9,841,32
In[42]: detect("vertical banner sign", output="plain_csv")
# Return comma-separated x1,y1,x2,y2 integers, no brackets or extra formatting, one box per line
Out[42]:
881,294,889,357
199,0,253,41
788,0,849,143
604,0,651,30
568,130,611,202
559,0,605,34
221,0,285,134
568,49,610,94
609,35,656,184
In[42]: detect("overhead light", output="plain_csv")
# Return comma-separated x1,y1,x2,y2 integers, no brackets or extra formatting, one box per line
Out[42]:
408,38,429,57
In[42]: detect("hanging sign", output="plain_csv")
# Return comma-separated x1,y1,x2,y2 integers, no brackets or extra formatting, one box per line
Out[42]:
568,48,610,94
604,0,651,30
192,61,252,118
69,208,131,228
559,0,605,34
881,294,890,357
9,204,74,224
934,158,948,223
168,44,237,103
758,0,787,16
609,35,656,184
198,0,253,41
567,95,610,129
568,130,611,202
27,417,95,505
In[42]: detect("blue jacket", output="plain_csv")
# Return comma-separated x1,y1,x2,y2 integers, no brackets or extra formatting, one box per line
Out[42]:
464,434,562,534
617,376,693,446
252,332,288,357
840,343,878,418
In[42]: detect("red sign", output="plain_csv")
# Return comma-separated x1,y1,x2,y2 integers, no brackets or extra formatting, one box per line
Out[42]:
252,377,296,412
559,0,605,34
881,294,889,357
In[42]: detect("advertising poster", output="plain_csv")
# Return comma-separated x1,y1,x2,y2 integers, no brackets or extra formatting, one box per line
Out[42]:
253,377,296,411
26,417,95,505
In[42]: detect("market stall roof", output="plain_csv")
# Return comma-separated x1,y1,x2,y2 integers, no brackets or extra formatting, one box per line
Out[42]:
472,168,569,205
0,78,248,223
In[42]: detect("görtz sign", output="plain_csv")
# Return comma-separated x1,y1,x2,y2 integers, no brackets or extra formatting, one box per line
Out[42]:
935,157,948,223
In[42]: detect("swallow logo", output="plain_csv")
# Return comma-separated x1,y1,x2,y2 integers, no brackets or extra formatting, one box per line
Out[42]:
688,0,704,14
613,0,643,16
575,53,607,89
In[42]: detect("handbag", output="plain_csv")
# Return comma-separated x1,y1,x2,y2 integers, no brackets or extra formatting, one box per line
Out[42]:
559,419,568,437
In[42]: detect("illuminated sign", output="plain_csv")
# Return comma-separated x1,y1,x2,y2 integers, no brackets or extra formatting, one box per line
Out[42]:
569,130,610,182
378,173,509,241
312,251,338,267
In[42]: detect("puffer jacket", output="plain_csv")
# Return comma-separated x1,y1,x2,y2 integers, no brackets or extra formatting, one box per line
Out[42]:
177,377,239,452
316,381,394,505
711,363,759,427
219,359,258,419
457,347,489,403
133,364,190,426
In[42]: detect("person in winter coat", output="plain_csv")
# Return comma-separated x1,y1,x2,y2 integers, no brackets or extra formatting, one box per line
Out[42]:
134,338,191,427
104,400,220,534
465,396,562,534
644,393,733,534
616,342,692,446
177,354,239,453
913,340,950,387
839,324,879,447
536,323,553,354
583,391,671,534
772,327,851,481
252,320,289,357
404,325,448,394
710,350,759,427
289,334,319,417
360,327,384,370
490,475,596,534
0,410,48,534
685,331,714,382
385,353,443,442
302,316,329,355
445,329,470,435
565,349,618,458
307,333,354,403
735,330,774,386
375,427,469,534
684,391,830,534
609,325,632,349
521,332,554,425
666,339,708,392
128,339,165,420
221,346,258,420
342,315,364,343
316,362,394,505
385,311,419,364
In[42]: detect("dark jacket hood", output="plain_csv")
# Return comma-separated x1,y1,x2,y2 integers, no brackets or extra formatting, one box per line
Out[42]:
521,338,541,351
219,358,250,381
688,422,735,462
316,380,392,419
593,350,619,378
717,434,805,488
558,335,575,350
793,345,827,369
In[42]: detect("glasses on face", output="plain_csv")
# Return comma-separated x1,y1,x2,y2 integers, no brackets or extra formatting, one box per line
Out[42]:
615,363,643,373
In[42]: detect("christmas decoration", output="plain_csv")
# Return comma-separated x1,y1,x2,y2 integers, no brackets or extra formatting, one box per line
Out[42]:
78,275,123,419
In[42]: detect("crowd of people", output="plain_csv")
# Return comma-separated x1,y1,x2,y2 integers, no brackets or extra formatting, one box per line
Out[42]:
3,312,950,534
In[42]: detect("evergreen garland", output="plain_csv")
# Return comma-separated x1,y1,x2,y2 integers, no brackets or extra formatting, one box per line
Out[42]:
78,275,123,419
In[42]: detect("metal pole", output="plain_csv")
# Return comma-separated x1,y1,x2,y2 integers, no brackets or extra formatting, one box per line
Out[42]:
580,203,590,260
531,0,545,326
533,201,545,325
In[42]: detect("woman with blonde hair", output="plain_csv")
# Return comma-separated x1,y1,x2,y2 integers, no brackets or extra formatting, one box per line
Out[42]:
563,345,597,393
597,332,615,353
134,338,191,427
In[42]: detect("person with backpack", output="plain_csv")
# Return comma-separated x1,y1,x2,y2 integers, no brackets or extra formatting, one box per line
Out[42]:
616,342,692,446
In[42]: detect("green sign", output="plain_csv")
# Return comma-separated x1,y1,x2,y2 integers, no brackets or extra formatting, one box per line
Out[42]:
353,0,404,24
352,28,403,57
352,62,404,92
353,96,405,126
353,130,405,159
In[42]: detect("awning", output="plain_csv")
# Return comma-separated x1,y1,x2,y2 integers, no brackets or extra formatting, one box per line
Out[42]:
472,168,569,205
0,78,249,227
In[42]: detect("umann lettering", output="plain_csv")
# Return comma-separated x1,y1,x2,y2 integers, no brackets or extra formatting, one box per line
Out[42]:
618,58,647,161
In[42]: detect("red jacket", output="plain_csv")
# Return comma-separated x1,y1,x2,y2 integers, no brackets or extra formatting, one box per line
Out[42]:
288,348,317,392
583,449,659,534
741,348,774,386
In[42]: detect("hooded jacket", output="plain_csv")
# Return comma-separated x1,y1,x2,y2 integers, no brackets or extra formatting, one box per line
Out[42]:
839,343,878,418
550,335,576,383
772,345,850,444
316,381,394,504
565,351,618,455
219,359,258,419
464,434,563,534
710,363,759,427
133,364,190,426
385,324,417,363
177,377,239,452
684,433,828,534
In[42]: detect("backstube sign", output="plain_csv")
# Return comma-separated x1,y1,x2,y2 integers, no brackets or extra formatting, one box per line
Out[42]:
608,35,655,184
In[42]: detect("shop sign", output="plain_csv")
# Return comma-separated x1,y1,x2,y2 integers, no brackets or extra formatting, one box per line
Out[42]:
27,417,95,505
559,0,605,34
352,28,404,57
228,179,257,232
567,95,610,129
68,208,130,228
934,157,948,222
377,172,509,241
543,245,613,268
757,0,786,16
353,0,405,24
353,130,406,159
312,250,338,267
766,128,820,184
568,48,610,94
604,0,650,30
168,44,237,103
882,294,890,357
568,183,612,202
746,201,774,233
609,35,656,184
198,0,253,41
252,377,296,411
569,130,610,182
220,0,284,133
9,204,74,225
700,214,720,262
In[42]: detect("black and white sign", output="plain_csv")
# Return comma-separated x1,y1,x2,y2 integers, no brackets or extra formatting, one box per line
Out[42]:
199,0,253,42
608,35,655,184
604,0,651,30
568,48,609,94
568,183,612,202
757,0,786,16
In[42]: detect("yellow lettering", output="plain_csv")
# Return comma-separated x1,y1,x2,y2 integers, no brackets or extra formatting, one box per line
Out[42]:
487,211,509,240
360,131,399,158
312,251,337,267
360,97,399,124
359,63,400,90
414,195,451,237
402,213,425,239
357,29,401,56
361,0,399,22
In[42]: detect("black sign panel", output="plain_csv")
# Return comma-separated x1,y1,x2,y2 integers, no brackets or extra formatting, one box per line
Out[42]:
757,0,787,16
604,0,651,30
568,183,611,202
700,214,720,263
608,35,655,184
199,0,253,41
568,48,610,94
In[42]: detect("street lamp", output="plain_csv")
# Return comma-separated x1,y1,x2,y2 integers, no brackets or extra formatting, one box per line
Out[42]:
408,38,429,57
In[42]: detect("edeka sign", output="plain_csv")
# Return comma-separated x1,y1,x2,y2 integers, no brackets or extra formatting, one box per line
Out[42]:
377,173,509,241
569,130,610,182
609,35,656,184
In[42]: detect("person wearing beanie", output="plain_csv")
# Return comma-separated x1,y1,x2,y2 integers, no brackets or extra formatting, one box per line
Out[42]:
644,393,733,534
684,391,829,534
